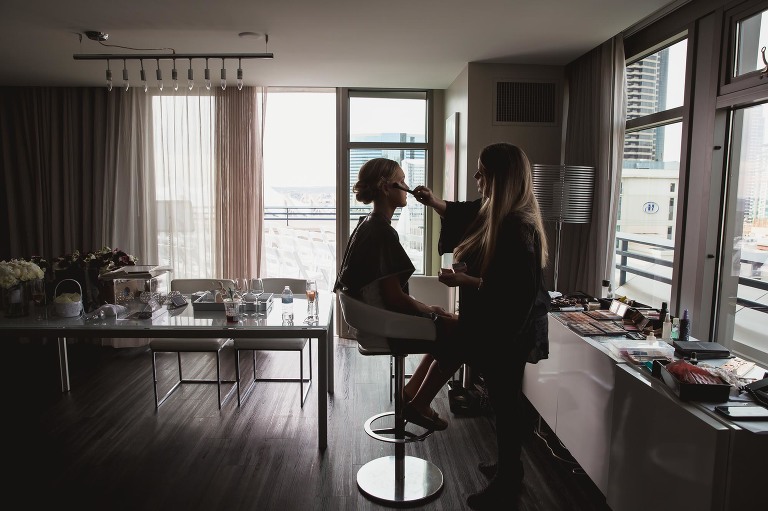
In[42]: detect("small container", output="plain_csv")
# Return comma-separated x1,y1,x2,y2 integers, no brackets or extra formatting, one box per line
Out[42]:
224,298,241,323
671,317,680,341
601,279,613,299
679,309,691,342
661,313,672,344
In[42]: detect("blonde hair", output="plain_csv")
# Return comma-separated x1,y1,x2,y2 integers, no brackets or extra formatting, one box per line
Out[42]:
454,143,549,270
353,158,400,204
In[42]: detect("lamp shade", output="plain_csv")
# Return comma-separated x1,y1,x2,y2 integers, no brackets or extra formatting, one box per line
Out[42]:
532,164,595,224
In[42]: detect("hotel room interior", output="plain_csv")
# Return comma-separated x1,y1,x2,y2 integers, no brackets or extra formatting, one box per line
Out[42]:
2,0,767,509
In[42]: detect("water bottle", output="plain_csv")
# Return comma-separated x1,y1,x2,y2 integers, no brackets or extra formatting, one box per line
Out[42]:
281,285,294,323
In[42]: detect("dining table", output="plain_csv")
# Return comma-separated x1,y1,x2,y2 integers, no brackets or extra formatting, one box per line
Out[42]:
0,294,335,450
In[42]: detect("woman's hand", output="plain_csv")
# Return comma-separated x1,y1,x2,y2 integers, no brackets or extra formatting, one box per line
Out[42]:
412,185,447,216
412,185,434,206
438,268,471,288
428,304,452,318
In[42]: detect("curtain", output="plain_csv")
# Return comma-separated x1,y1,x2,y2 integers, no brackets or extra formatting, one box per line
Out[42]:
152,88,218,279
0,87,151,263
214,87,266,280
558,36,626,297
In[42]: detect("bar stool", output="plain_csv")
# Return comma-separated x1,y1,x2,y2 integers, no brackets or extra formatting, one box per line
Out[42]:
337,291,443,505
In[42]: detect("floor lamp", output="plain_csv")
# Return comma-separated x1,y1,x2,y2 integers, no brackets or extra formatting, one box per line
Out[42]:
532,164,595,292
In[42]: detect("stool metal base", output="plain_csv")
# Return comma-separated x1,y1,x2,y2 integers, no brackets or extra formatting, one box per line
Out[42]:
357,455,443,505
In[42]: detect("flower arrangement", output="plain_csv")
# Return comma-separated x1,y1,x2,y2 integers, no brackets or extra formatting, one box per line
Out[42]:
0,259,45,289
53,246,137,275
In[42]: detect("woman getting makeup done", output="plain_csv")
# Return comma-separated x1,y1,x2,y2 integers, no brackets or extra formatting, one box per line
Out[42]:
333,157,462,431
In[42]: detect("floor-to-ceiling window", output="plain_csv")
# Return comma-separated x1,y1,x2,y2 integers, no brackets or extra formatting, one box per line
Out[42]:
614,37,687,309
714,2,768,364
261,89,336,291
341,90,431,275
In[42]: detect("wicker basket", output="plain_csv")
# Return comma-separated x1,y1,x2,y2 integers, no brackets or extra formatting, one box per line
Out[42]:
53,278,84,317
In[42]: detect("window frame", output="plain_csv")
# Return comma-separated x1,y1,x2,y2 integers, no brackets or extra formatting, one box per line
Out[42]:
336,88,434,336
719,0,768,96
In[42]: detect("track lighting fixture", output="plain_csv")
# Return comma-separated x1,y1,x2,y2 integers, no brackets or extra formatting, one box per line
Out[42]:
156,58,163,92
105,60,112,91
237,58,244,91
74,31,273,91
187,59,194,91
122,59,129,91
172,58,179,91
220,58,227,91
140,60,148,92
204,58,211,90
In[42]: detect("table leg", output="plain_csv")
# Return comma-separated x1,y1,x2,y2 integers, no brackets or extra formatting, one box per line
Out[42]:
318,329,328,451
327,307,334,393
58,337,70,392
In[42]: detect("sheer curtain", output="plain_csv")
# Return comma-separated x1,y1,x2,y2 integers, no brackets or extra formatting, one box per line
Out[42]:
151,86,265,280
558,35,626,297
152,89,217,278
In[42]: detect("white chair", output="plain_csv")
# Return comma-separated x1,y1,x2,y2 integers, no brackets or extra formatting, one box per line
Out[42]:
233,277,312,407
337,290,444,505
150,278,237,409
389,275,456,400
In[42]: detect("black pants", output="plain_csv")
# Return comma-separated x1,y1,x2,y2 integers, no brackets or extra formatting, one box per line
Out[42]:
482,355,528,488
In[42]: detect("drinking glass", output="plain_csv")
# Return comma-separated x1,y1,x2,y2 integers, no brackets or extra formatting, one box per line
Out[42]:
305,279,318,323
252,278,264,296
31,279,47,320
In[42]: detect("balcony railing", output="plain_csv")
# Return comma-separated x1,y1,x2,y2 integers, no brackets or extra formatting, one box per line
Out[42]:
614,231,767,315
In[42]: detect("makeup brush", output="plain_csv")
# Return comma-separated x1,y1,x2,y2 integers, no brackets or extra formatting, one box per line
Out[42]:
391,182,417,195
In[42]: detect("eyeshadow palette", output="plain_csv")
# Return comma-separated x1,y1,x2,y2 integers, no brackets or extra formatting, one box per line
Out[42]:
556,311,628,336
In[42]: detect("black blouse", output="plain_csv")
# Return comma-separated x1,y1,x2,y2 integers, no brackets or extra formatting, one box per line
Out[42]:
439,200,540,368
334,213,415,299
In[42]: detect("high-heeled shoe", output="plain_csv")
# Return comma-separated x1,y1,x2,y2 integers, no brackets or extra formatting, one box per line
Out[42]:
403,401,448,431
466,476,522,510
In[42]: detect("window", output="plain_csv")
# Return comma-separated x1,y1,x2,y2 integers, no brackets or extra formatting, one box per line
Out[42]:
733,7,768,77
714,102,768,363
262,90,336,291
614,38,687,308
342,90,431,275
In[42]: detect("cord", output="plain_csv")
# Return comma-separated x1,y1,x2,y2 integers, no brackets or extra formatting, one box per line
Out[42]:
98,40,176,54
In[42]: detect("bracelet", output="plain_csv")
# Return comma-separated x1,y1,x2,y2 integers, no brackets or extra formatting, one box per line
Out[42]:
477,277,483,290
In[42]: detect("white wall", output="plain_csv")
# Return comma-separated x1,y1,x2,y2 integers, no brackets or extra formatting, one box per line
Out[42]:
464,62,564,201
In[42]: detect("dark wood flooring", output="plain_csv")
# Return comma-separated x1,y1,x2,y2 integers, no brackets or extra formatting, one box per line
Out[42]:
7,337,611,511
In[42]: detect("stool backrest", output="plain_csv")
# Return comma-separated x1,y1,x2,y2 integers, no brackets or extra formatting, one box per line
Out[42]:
261,277,306,295
171,278,236,294
337,291,436,354
408,275,455,313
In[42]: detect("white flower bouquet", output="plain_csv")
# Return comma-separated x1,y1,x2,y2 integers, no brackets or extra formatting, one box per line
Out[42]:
0,259,45,289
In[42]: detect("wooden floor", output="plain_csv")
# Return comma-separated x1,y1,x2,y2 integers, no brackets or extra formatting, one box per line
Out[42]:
8,337,611,511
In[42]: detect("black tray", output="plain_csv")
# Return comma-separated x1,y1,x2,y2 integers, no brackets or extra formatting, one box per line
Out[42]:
659,364,731,402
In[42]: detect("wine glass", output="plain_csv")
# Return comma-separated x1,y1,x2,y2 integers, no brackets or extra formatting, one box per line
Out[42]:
247,278,264,316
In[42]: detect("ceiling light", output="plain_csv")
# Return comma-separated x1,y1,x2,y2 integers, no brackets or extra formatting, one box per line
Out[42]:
74,31,273,91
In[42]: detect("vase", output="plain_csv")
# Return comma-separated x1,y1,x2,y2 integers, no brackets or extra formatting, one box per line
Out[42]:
3,282,29,317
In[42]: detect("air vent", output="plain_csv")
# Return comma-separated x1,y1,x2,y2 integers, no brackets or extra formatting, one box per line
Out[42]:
494,81,558,125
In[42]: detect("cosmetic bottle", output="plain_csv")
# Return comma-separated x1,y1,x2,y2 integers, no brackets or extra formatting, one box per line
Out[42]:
679,309,691,342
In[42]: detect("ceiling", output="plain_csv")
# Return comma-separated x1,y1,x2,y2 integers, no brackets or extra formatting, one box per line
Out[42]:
0,0,678,89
